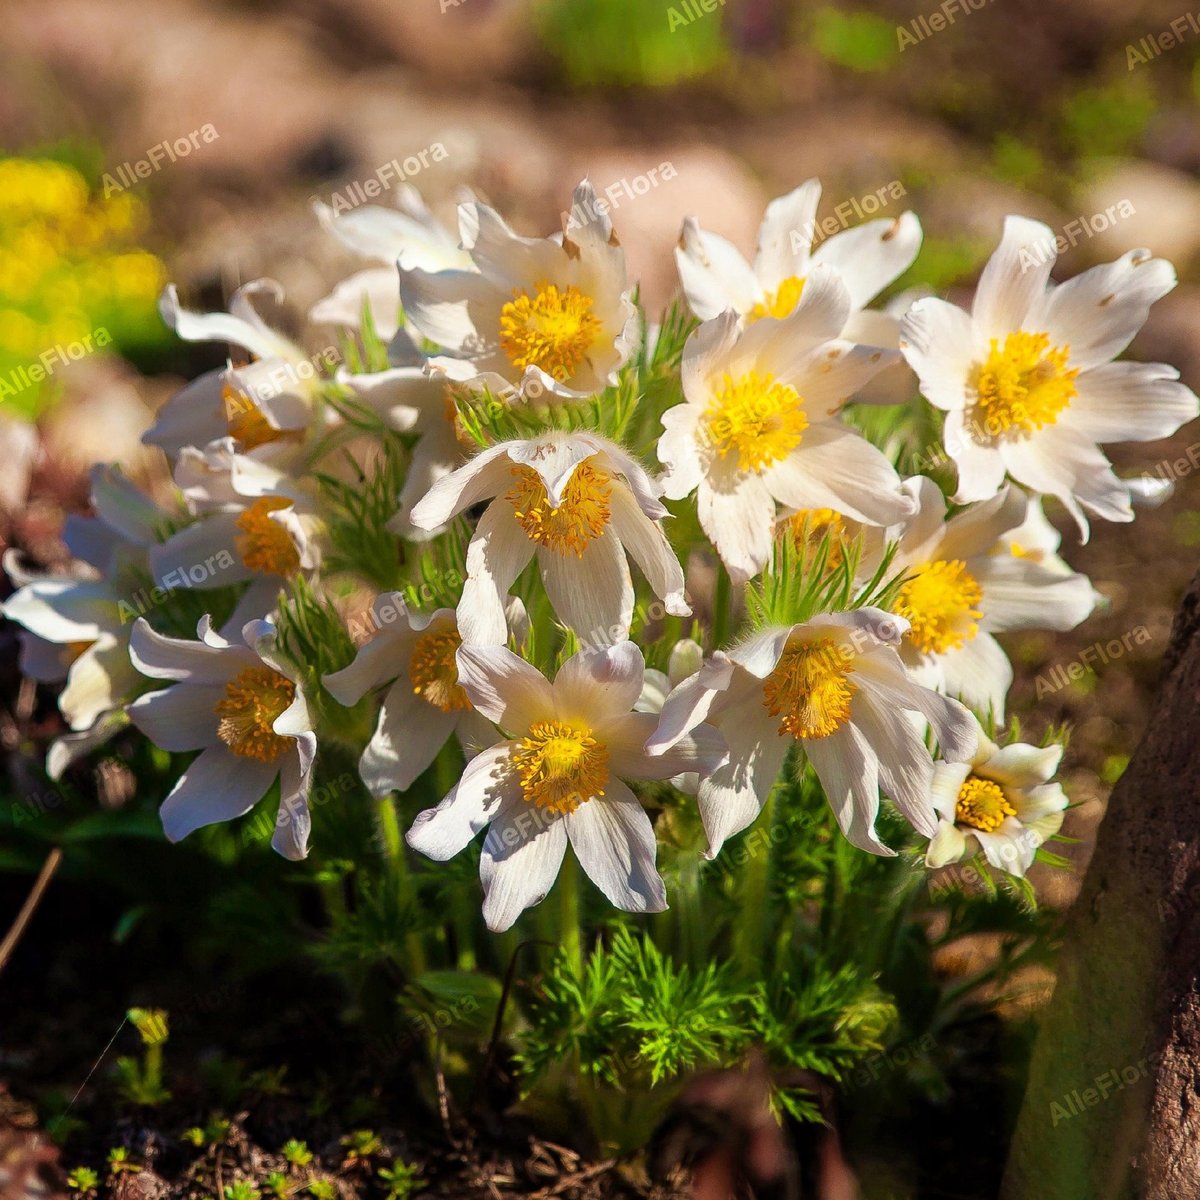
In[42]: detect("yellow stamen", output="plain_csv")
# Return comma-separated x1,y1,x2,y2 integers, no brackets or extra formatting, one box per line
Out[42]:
703,369,807,474
748,274,806,322
762,637,857,740
506,461,612,557
954,776,1016,832
234,496,301,577
512,718,609,814
499,281,601,382
895,559,983,655
214,665,296,762
969,331,1078,439
223,384,284,451
409,627,471,712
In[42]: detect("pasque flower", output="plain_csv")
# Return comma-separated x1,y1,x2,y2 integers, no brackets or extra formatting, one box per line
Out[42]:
925,725,1068,877
128,616,316,859
405,641,725,931
648,608,977,858
410,431,689,646
864,476,1100,718
899,215,1199,538
676,178,922,346
657,274,913,583
322,595,522,796
398,180,638,400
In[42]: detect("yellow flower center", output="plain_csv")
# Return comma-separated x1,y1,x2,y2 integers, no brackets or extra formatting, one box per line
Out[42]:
762,637,857,740
214,665,296,762
895,559,983,655
511,719,609,814
970,331,1079,439
223,384,284,451
409,627,471,713
506,461,612,557
782,507,847,572
954,776,1016,833
499,281,601,382
748,274,806,322
703,370,808,474
234,496,301,577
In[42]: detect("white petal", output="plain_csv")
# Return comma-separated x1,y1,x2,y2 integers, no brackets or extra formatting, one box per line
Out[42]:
925,819,970,869
309,267,402,338
1064,361,1199,445
409,443,514,530
397,266,498,352
983,741,1063,788
361,682,460,795
159,283,298,363
1028,249,1177,373
455,644,555,731
929,633,1013,722
129,618,251,683
976,555,1096,633
645,658,736,756
272,740,316,860
656,403,705,501
149,517,251,591
406,743,515,859
538,527,634,647
753,179,822,288
944,409,1008,504
554,642,645,722
899,297,976,412
127,682,222,751
811,212,923,312
2,580,115,644
608,486,689,617
605,711,726,781
565,780,667,913
159,745,278,843
804,724,893,856
696,472,775,584
456,502,536,647
971,216,1056,339
480,796,569,931
675,219,760,321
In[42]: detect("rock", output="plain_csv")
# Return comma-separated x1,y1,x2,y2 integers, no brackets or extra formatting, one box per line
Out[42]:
1074,159,1200,270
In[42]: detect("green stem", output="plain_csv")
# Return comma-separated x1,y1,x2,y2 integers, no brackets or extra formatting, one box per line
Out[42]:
713,561,732,649
734,789,776,978
376,794,427,976
558,851,582,974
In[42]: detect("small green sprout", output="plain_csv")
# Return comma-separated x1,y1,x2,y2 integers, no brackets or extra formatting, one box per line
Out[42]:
224,1182,261,1200
306,1182,336,1200
67,1166,100,1192
115,1007,171,1105
107,1146,141,1174
341,1129,382,1163
265,1170,291,1199
379,1161,425,1200
282,1138,313,1167
183,1127,207,1147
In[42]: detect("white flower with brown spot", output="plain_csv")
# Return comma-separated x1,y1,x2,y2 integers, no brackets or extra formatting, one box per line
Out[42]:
647,608,977,859
676,178,922,347
322,595,523,797
405,642,725,932
409,431,690,647
925,726,1067,878
899,215,1199,539
128,616,316,860
657,274,914,583
398,180,637,401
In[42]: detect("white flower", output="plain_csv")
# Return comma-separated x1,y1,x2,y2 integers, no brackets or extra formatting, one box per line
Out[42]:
2,466,171,778
648,608,976,859
636,637,706,795
405,641,725,931
410,431,690,646
899,215,1199,538
399,180,638,401
925,726,1067,877
127,616,316,859
867,476,1100,719
322,594,518,797
676,178,922,346
658,280,913,583
310,185,472,339
145,281,329,465
150,442,323,607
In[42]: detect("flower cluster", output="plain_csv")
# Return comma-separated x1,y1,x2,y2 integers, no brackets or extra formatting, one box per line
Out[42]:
7,178,1196,930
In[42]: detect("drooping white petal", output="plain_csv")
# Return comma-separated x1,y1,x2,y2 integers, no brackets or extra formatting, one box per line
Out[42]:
480,795,569,931
538,527,634,647
273,737,316,860
457,502,536,646
607,486,689,617
406,743,516,859
360,679,463,796
565,780,667,913
976,554,1096,633
804,722,893,856
158,745,279,843
696,471,776,584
